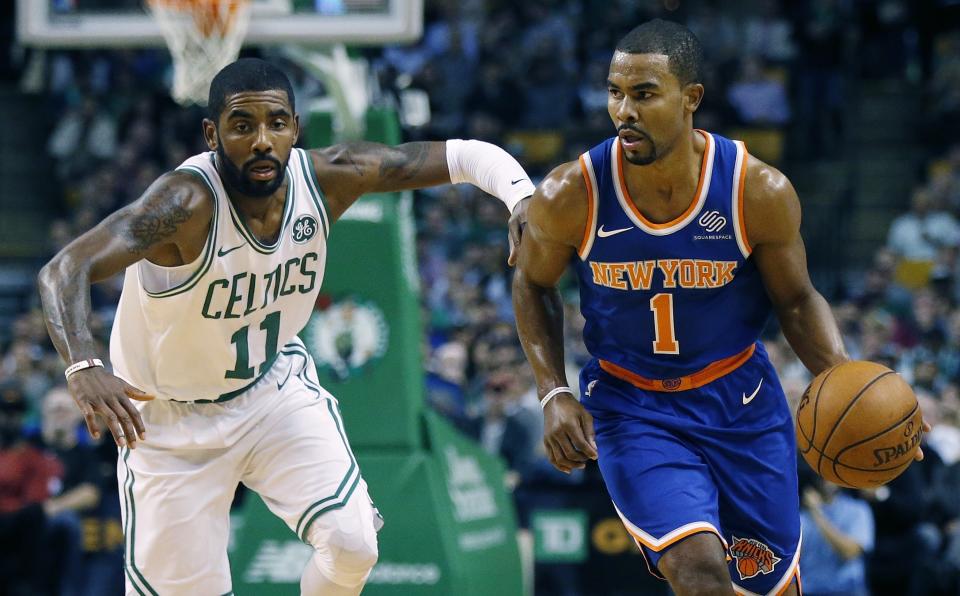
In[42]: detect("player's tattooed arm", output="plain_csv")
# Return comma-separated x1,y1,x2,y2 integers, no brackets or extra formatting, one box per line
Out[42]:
513,162,597,474
37,171,212,448
309,142,450,221
39,171,211,361
112,188,192,254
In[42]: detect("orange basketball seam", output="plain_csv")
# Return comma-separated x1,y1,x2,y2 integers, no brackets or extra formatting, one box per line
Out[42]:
804,441,916,470
831,402,920,459
804,364,841,457
816,370,895,477
831,403,921,484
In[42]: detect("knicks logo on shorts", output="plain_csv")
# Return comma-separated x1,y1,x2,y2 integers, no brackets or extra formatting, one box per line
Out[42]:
730,536,781,580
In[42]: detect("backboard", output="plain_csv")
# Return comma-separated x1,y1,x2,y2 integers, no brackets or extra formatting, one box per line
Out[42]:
17,0,423,47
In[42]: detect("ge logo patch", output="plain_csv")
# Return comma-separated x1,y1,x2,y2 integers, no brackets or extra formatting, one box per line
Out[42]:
292,215,318,244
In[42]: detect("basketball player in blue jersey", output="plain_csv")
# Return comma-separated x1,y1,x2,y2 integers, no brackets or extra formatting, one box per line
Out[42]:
38,59,535,595
512,19,917,596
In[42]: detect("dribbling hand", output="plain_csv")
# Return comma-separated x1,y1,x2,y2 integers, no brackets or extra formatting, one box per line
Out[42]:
66,367,153,448
507,196,532,267
543,392,598,473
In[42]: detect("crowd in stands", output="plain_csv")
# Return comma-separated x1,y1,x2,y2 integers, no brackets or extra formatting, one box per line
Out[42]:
1,0,960,594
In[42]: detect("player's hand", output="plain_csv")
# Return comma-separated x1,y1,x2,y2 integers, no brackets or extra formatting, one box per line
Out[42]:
66,367,153,449
507,196,532,267
914,418,933,462
542,392,598,473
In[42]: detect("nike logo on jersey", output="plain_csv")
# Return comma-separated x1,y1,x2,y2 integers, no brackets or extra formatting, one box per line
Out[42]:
217,244,244,257
742,379,763,405
511,178,527,185
277,365,293,392
597,225,634,238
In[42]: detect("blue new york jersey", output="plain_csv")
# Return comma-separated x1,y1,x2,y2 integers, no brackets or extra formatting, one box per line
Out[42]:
574,132,803,594
573,130,771,379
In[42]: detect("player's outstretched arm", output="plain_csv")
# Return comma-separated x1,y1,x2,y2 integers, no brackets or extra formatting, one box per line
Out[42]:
513,162,598,474
744,157,849,376
309,140,535,264
37,171,213,448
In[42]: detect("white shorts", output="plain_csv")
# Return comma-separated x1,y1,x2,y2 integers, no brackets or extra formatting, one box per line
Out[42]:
117,340,374,595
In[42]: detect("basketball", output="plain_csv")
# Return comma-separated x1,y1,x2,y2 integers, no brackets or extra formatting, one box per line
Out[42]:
796,361,923,489
737,558,759,579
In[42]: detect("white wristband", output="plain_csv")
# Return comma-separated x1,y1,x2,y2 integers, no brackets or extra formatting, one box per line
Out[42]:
540,386,574,409
446,139,536,213
64,358,104,380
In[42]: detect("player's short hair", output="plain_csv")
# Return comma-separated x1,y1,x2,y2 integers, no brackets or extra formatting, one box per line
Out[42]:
207,58,296,121
615,19,704,86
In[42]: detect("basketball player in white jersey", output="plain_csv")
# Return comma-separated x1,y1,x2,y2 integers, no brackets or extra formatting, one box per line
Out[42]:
37,59,535,596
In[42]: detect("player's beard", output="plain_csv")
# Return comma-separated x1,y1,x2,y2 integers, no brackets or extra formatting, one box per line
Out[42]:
216,141,287,198
623,145,657,165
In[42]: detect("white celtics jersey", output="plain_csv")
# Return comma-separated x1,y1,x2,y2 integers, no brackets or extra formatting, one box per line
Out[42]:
110,149,330,402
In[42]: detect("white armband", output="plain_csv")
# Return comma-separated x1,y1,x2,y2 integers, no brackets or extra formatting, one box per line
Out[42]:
65,358,104,380
540,386,574,409
446,139,535,214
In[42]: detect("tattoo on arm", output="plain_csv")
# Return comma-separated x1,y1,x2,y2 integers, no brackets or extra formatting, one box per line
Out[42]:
378,143,430,182
112,188,192,254
343,149,365,177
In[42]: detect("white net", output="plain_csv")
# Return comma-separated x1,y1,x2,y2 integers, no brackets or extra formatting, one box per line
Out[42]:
147,0,252,106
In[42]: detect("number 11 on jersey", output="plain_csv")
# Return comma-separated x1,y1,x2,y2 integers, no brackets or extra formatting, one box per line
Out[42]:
650,293,680,354
226,311,281,379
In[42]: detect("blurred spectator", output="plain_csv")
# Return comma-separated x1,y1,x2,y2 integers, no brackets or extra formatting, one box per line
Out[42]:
726,56,790,126
791,0,847,157
886,188,960,262
47,96,118,180
800,478,874,596
0,382,65,595
426,339,470,427
478,367,542,481
41,387,119,596
743,0,795,64
865,453,939,596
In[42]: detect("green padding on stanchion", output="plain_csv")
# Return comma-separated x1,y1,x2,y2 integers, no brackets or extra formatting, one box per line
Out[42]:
299,191,423,450
306,107,400,147
415,410,524,596
365,108,402,145
305,110,334,148
230,412,523,595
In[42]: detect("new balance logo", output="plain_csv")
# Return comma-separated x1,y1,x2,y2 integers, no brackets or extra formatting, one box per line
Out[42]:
698,210,726,233
597,225,633,238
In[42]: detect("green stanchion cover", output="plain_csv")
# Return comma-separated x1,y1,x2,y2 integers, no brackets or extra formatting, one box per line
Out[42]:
230,412,523,595
299,191,424,450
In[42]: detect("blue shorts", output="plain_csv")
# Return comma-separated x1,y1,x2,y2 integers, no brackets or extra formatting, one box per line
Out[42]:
580,342,801,594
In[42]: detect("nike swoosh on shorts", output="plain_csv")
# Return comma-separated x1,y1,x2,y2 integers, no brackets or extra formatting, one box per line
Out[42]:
742,378,763,405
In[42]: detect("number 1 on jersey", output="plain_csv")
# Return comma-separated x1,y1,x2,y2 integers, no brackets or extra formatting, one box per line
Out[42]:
226,311,281,379
650,293,680,354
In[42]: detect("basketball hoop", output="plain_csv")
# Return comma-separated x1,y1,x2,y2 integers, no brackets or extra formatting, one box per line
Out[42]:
146,0,252,106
